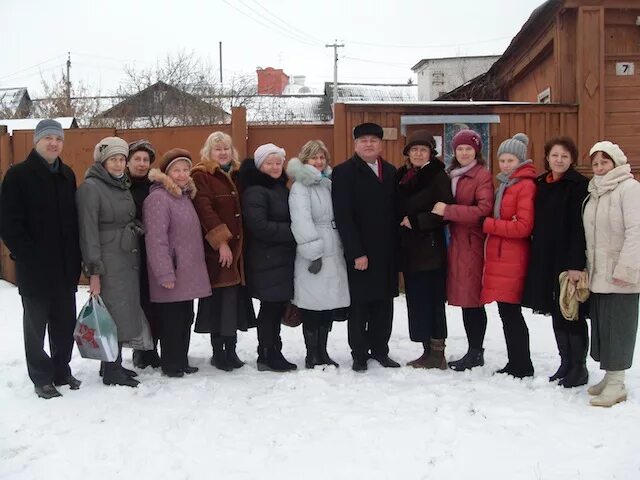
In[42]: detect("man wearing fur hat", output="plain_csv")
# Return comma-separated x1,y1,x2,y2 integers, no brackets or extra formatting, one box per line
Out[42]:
332,122,400,371
0,119,82,398
127,140,161,369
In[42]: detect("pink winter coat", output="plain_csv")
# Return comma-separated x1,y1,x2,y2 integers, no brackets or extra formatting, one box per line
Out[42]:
480,163,536,305
443,164,494,307
143,169,212,304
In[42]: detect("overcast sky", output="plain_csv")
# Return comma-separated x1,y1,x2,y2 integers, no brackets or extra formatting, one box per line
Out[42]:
1,0,544,97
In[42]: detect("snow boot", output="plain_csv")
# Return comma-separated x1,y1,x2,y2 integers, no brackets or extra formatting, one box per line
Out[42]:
448,348,484,372
549,324,571,381
303,321,322,369
257,347,297,372
211,336,233,372
372,354,401,368
407,343,429,368
352,356,368,372
103,362,140,387
424,339,447,370
317,322,339,367
560,329,588,388
588,372,610,396
225,335,245,369
590,371,627,407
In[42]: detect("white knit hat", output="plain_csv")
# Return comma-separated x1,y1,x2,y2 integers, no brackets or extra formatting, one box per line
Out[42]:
254,143,286,169
93,137,129,164
589,141,627,167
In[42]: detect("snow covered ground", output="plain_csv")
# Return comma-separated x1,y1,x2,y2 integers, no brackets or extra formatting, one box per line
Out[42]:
1,279,639,480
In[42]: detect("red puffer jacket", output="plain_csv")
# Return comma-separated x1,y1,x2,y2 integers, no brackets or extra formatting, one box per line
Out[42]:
480,162,537,304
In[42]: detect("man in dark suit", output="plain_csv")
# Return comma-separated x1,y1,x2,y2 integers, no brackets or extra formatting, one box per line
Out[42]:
332,122,400,371
0,119,82,398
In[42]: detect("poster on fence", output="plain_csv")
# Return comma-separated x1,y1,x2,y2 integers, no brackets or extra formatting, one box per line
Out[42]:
443,123,491,171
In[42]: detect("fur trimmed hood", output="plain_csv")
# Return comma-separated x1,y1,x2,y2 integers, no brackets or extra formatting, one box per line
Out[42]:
238,157,288,190
148,168,197,199
192,157,240,175
286,157,332,187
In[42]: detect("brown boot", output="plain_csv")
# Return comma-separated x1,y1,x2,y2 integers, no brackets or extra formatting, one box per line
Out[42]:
407,342,429,368
424,339,447,370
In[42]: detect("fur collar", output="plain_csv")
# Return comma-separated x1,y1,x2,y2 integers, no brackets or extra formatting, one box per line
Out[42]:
397,159,445,192
286,157,332,187
192,157,240,175
148,168,197,199
238,157,288,190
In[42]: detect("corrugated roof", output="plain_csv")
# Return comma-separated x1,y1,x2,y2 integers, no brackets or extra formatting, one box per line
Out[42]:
333,83,418,102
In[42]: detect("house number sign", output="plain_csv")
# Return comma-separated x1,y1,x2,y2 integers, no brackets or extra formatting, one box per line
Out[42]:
616,63,635,76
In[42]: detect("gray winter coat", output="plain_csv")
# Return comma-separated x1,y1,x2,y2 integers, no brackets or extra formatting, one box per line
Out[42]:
76,163,146,341
287,158,350,311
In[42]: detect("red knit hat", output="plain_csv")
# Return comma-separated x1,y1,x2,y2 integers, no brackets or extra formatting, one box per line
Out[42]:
452,129,482,154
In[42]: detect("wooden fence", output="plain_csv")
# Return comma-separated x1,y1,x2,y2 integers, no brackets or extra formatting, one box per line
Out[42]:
0,102,583,283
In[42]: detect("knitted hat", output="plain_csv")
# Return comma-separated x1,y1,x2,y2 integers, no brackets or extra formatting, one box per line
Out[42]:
497,133,529,164
159,148,192,173
589,141,627,167
128,139,156,164
33,119,64,144
254,143,286,169
93,137,129,164
354,122,384,140
452,129,482,154
403,130,436,156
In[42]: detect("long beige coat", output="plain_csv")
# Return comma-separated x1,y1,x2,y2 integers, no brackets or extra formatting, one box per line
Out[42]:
583,164,640,294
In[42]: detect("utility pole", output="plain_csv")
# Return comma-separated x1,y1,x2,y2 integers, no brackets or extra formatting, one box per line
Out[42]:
325,41,344,105
65,52,71,113
219,42,223,84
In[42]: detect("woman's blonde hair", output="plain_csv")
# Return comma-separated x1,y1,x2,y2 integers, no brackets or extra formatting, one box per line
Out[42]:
298,140,331,165
200,131,239,166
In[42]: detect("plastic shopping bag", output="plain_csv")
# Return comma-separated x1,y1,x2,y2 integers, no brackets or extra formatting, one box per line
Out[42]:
74,295,119,361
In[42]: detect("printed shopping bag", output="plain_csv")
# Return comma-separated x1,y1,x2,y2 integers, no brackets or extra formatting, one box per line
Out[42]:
74,295,119,361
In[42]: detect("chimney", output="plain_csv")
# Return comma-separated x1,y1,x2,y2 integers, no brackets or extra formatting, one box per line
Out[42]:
256,67,290,95
292,75,306,86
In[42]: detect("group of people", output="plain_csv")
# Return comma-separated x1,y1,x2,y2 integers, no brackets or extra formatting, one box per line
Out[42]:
1,119,638,409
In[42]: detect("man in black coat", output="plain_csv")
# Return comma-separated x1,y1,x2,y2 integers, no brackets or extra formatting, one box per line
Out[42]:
126,139,161,369
332,122,400,371
0,119,82,398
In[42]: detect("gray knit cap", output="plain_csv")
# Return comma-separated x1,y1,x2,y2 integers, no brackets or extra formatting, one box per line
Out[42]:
33,119,64,144
497,133,529,164
93,137,129,164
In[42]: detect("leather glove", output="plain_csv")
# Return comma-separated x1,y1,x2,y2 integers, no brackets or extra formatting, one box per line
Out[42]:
308,258,322,274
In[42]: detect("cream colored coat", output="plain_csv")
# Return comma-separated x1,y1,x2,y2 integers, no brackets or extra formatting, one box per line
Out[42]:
583,164,640,293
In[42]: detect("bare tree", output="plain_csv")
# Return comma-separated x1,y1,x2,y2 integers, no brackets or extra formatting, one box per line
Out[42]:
32,72,103,126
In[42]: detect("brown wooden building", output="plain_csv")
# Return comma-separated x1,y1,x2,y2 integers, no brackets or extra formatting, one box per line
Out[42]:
442,0,640,172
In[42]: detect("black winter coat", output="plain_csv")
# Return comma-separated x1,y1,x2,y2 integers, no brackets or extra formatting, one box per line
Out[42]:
128,173,152,306
332,154,399,302
239,159,296,302
0,150,81,296
396,160,454,272
522,167,589,314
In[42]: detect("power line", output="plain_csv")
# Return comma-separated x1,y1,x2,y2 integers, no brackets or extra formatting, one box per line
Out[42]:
220,0,321,48
345,36,512,49
0,55,67,82
246,0,323,45
342,56,410,68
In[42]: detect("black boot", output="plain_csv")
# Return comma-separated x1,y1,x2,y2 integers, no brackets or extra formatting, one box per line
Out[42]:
560,323,589,388
132,350,149,369
352,355,368,372
317,322,339,367
549,320,571,382
302,321,322,369
257,347,297,372
103,360,139,387
224,335,245,369
211,336,233,372
448,348,484,372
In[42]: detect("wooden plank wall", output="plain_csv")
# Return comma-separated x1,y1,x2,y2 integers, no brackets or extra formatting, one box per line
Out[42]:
603,8,640,161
